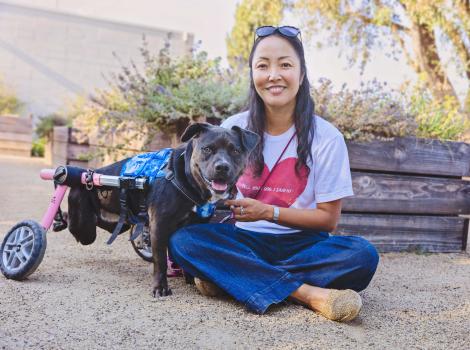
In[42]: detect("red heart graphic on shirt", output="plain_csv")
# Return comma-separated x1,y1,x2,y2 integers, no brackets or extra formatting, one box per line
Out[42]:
236,158,309,207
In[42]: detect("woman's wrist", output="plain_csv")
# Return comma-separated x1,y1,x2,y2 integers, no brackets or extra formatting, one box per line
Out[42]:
264,205,280,222
264,204,275,221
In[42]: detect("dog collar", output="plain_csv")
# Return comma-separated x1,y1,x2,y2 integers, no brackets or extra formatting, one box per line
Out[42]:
195,202,216,218
163,168,208,205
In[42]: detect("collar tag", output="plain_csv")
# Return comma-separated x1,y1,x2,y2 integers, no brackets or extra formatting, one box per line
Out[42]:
196,203,216,218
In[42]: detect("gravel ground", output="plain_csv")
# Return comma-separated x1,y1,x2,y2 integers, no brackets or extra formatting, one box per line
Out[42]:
0,154,469,350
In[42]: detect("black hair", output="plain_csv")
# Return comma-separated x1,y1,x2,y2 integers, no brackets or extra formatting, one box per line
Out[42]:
246,33,315,177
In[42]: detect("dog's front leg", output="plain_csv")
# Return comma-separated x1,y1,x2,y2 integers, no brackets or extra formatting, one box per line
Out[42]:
150,220,172,297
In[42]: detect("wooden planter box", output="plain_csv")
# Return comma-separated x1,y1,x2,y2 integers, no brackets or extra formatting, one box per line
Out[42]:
0,115,32,157
335,137,470,252
51,127,470,253
49,126,178,168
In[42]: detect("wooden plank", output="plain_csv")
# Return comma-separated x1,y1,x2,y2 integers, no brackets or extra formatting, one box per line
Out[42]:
343,172,470,215
210,210,465,252
53,126,69,143
67,143,90,161
347,137,470,177
463,219,469,251
0,140,31,151
334,214,465,252
0,148,30,157
68,160,89,168
0,131,32,142
52,140,67,167
69,128,89,144
0,116,32,133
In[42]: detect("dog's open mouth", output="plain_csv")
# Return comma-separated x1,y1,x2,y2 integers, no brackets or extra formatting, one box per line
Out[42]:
210,180,228,193
202,176,229,194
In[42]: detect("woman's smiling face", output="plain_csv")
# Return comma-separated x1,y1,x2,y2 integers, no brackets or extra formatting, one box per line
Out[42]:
251,35,303,112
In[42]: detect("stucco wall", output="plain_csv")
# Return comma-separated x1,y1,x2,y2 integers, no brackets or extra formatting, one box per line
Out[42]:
0,1,193,117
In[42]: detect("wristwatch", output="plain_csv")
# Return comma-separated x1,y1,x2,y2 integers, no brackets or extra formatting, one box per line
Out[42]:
272,206,280,222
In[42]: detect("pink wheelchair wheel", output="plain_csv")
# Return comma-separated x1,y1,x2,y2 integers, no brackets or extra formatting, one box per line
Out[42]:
0,220,47,280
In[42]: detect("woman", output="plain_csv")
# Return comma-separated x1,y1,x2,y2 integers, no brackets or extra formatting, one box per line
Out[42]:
169,26,379,322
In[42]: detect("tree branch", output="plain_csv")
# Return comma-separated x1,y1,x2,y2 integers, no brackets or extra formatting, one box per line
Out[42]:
441,20,470,80
455,0,470,35
410,20,459,100
391,30,419,72
343,8,411,34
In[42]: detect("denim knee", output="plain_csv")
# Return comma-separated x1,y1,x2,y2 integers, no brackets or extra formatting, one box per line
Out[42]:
351,238,380,291
169,223,232,263
168,225,197,262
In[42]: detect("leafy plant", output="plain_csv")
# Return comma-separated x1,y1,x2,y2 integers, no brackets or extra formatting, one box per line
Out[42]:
313,79,417,142
74,37,249,152
70,37,468,156
0,78,23,114
35,113,69,139
407,88,469,141
31,138,45,157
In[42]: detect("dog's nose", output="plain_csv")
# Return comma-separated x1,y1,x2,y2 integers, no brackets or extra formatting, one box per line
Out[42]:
215,162,230,175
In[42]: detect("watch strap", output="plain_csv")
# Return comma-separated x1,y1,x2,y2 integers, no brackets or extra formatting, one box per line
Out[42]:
272,206,280,222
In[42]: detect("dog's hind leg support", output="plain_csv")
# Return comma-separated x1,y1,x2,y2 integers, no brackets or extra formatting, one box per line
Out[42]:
52,207,68,232
50,182,68,232
129,190,149,241
107,187,128,245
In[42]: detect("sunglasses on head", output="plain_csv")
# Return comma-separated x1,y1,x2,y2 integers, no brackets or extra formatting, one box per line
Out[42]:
254,26,302,42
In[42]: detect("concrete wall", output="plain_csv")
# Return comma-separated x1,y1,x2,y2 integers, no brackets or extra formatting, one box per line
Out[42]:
0,1,194,118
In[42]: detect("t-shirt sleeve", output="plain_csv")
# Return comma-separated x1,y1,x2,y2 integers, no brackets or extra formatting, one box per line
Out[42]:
220,111,249,130
314,135,354,203
220,118,232,129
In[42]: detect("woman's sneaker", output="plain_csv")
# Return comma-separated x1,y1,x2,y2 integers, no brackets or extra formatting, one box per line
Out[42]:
194,278,223,297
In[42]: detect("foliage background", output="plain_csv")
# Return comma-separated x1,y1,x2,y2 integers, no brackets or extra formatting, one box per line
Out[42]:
70,44,467,147
226,0,284,68
68,1,470,147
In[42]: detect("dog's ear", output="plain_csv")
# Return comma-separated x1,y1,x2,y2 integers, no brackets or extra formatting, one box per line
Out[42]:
231,126,260,154
181,123,213,142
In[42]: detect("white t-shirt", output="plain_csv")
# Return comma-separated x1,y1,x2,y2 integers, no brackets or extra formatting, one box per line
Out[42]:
221,111,354,234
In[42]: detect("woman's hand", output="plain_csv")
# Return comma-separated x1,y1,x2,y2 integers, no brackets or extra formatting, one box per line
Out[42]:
224,199,343,231
225,198,273,222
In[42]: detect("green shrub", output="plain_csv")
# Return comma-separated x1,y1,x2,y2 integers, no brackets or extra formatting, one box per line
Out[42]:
313,79,417,142
70,38,468,147
35,113,69,139
75,37,249,150
31,137,45,157
407,89,469,141
0,78,23,114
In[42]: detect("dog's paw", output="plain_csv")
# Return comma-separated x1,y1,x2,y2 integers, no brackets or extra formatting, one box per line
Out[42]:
152,285,173,297
152,274,172,297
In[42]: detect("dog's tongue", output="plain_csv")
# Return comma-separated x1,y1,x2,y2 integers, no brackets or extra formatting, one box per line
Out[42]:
211,181,228,191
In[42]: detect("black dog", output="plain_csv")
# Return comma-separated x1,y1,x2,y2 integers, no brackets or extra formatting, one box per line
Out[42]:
64,123,259,297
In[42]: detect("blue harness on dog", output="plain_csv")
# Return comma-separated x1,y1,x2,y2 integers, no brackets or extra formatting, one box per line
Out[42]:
120,149,216,218
120,148,173,184
108,149,216,245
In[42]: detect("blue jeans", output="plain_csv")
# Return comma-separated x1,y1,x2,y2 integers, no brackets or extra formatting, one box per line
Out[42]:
169,223,379,314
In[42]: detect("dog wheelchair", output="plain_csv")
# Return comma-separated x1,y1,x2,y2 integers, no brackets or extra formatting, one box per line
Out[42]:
0,164,181,280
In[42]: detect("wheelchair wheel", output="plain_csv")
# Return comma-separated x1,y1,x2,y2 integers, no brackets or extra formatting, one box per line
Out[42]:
129,225,152,262
0,220,47,280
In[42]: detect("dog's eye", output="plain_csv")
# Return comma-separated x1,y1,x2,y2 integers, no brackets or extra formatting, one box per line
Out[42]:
201,147,212,154
233,148,241,155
